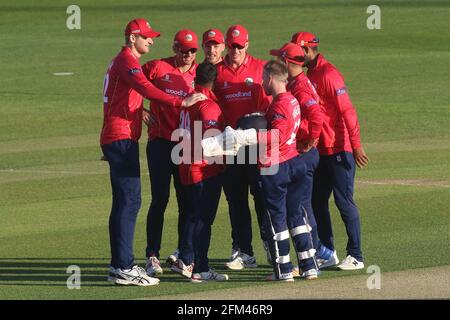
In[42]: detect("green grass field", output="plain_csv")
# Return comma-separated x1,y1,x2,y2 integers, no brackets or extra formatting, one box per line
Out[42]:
1,0,449,299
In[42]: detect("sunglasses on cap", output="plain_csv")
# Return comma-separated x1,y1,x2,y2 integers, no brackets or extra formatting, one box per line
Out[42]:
180,48,198,54
228,43,245,50
301,38,319,46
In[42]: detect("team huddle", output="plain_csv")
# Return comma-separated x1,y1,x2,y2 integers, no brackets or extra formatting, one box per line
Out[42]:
100,18,369,286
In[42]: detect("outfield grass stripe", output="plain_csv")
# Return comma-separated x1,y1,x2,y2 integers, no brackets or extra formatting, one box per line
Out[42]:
0,134,99,155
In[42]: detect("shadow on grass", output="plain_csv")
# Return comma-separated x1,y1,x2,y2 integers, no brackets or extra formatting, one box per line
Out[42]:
0,257,276,287
0,258,111,287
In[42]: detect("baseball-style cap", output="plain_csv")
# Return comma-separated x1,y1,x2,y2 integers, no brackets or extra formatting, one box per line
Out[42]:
291,32,319,47
270,42,305,65
124,18,160,38
174,29,199,51
202,28,225,45
225,25,249,47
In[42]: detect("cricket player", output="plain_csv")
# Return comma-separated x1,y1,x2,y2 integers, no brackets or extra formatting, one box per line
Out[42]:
142,30,200,276
171,62,229,282
202,28,225,65
101,18,205,286
291,32,369,270
214,25,272,269
202,60,319,281
270,43,336,272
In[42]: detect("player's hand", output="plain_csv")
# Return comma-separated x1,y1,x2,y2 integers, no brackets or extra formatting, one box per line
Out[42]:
232,127,258,146
143,108,156,126
298,138,318,153
201,128,238,157
353,147,369,168
181,93,207,108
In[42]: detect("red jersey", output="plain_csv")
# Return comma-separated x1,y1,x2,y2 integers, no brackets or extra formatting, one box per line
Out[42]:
257,92,301,167
287,72,324,148
307,54,362,155
142,57,197,141
214,54,271,128
100,47,184,145
179,85,225,185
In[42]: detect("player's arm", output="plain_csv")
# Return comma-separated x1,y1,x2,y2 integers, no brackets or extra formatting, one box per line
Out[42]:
327,71,369,168
294,85,323,151
119,58,205,107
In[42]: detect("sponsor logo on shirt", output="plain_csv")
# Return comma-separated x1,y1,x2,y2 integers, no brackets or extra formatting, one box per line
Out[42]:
128,68,141,75
224,91,252,100
165,88,188,97
221,81,231,89
336,87,347,96
204,120,218,127
304,99,318,108
245,77,254,86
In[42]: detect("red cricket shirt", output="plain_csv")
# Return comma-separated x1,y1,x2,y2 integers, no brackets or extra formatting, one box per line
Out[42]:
287,72,325,148
214,54,271,128
179,85,225,185
100,47,184,145
257,92,301,167
142,57,197,141
307,54,362,155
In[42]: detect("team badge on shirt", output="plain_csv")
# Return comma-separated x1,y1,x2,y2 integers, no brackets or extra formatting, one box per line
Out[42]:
162,74,171,82
245,77,254,86
128,68,141,75
336,87,347,96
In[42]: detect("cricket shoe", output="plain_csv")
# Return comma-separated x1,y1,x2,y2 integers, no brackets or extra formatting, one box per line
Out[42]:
302,268,319,280
292,266,302,278
191,269,229,282
316,245,339,269
171,258,194,279
292,266,320,279
337,255,364,270
230,248,240,261
266,272,294,282
107,266,117,282
145,256,163,277
166,248,180,266
113,265,160,286
225,252,257,270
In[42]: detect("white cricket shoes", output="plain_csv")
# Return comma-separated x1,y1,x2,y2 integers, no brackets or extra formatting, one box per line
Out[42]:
225,252,257,270
191,269,229,282
292,266,319,280
337,255,364,270
146,256,163,277
166,248,180,265
111,265,160,286
230,248,240,261
171,258,194,279
302,268,319,280
266,272,294,282
318,250,340,269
